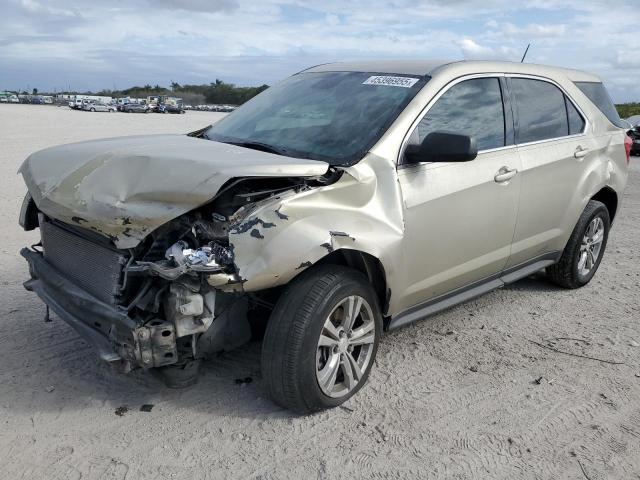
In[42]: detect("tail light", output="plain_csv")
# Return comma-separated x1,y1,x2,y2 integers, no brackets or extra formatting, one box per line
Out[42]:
624,134,632,164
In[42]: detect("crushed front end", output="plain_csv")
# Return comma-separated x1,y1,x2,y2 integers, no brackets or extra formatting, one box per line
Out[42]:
17,134,334,385
20,210,252,384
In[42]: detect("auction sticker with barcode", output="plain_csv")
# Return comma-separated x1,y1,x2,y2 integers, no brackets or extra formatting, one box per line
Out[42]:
362,76,419,88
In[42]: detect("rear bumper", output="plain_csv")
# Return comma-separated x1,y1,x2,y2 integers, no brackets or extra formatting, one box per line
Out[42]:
21,247,176,370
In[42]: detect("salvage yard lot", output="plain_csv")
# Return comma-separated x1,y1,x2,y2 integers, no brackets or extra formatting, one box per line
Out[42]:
0,104,639,479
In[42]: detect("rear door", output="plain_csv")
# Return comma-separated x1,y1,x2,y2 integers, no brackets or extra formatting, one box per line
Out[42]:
397,76,522,310
505,76,593,268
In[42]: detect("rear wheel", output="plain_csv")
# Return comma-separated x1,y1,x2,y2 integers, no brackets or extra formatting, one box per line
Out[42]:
546,200,610,288
262,265,382,413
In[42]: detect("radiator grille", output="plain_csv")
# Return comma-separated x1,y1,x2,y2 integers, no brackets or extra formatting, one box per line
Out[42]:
41,220,126,305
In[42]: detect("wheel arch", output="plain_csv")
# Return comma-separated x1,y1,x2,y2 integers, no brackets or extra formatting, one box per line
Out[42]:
314,249,390,316
590,186,618,223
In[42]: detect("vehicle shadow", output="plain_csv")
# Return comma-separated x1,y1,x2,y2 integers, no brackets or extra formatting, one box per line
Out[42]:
2,301,289,420
501,272,565,293
3,271,561,420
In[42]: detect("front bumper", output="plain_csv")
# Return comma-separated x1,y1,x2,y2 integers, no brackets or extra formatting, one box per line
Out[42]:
21,247,177,370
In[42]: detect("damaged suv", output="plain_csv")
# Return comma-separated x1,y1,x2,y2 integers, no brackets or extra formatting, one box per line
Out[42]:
19,60,629,413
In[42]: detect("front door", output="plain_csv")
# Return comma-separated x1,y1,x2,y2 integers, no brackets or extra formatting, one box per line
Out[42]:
396,76,522,312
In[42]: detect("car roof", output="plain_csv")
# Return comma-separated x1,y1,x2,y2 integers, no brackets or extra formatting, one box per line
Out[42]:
302,59,601,83
626,115,640,126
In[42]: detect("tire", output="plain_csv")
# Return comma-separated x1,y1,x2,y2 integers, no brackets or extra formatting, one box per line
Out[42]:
546,200,610,289
90,108,95,112
262,265,383,414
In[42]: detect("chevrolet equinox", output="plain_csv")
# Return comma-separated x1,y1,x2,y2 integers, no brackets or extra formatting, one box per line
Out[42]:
19,60,630,413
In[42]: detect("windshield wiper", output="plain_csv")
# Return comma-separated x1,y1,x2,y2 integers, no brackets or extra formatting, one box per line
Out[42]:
228,141,289,156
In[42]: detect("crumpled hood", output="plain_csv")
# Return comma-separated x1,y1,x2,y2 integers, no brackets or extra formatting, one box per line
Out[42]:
20,134,329,248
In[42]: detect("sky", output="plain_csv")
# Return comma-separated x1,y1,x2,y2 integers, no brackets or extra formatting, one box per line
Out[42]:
1,0,640,102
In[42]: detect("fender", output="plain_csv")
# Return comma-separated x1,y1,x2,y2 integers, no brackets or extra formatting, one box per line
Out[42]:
217,154,406,297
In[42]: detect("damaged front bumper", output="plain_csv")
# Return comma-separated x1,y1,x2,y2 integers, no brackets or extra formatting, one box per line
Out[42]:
21,247,178,371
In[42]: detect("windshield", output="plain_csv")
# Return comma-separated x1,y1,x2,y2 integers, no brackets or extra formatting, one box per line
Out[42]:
203,71,427,165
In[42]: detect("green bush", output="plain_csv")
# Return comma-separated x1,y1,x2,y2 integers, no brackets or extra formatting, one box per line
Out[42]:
616,103,640,119
95,79,269,106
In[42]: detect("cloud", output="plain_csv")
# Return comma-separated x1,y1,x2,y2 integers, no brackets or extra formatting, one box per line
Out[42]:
455,38,518,61
19,0,78,17
501,22,566,37
456,38,494,58
146,0,238,13
0,0,639,101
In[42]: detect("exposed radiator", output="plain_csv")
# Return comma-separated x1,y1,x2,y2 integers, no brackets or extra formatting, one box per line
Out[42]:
40,220,127,305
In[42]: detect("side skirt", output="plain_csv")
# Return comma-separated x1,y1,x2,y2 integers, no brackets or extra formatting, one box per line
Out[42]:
386,251,561,331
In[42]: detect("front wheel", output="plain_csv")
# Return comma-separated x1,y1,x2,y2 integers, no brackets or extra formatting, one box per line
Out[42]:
546,200,610,288
262,265,382,414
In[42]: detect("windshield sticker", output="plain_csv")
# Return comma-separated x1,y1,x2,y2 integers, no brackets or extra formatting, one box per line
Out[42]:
363,76,420,88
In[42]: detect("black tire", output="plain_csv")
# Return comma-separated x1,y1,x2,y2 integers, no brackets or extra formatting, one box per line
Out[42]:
262,265,383,414
90,108,95,112
546,200,610,289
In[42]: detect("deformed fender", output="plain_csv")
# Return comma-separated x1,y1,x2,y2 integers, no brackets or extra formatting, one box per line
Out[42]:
226,153,405,292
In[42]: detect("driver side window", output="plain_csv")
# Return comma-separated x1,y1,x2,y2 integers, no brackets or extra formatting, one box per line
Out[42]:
412,77,506,152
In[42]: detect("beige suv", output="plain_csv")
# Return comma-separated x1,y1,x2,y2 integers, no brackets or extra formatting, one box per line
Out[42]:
19,60,630,413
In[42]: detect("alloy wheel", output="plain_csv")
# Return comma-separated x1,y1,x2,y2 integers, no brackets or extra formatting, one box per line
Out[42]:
316,295,376,398
578,216,605,276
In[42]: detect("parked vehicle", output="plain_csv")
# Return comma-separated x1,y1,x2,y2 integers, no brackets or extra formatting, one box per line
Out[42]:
18,60,629,413
82,102,111,112
157,103,186,114
122,103,148,113
626,116,640,155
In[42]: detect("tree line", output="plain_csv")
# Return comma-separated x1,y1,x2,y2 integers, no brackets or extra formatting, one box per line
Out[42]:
615,103,640,119
94,79,269,106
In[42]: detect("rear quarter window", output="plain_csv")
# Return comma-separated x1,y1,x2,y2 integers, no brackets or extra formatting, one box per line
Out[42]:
566,97,586,135
574,81,625,128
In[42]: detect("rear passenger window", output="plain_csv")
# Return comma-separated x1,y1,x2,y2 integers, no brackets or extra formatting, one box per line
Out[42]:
512,78,568,143
415,77,505,151
566,97,585,135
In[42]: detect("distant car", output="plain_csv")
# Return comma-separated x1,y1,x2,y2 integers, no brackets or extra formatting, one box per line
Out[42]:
157,103,185,114
122,103,148,113
69,100,83,109
626,117,640,156
0,97,7,103
82,102,111,112
626,115,640,127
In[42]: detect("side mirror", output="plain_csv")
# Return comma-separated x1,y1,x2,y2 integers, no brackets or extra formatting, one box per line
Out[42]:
405,131,478,164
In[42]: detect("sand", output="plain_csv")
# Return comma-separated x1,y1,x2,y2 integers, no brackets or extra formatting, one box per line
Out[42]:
0,104,639,479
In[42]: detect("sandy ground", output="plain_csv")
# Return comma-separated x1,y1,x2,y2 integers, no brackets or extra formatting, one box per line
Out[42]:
0,103,639,480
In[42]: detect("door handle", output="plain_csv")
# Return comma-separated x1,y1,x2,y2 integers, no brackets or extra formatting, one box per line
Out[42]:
494,166,518,183
574,146,590,158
